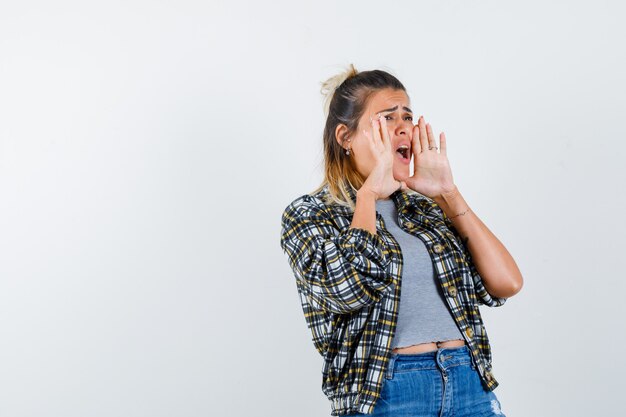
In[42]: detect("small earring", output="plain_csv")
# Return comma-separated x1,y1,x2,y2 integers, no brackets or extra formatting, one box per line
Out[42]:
345,148,351,156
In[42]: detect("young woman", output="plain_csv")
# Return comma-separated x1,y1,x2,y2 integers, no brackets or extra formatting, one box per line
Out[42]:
280,64,523,416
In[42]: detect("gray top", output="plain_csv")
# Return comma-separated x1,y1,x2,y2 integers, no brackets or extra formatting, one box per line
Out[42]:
375,197,463,349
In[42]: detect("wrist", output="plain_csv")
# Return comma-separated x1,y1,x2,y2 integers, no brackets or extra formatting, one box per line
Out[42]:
434,185,470,219
434,184,460,205
357,186,379,202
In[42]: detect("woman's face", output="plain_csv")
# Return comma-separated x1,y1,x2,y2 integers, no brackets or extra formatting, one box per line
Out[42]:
336,88,414,185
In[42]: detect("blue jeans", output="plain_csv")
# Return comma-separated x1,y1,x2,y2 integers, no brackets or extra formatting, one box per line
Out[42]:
346,345,506,417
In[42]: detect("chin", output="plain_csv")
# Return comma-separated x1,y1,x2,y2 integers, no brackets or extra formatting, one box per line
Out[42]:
393,165,410,182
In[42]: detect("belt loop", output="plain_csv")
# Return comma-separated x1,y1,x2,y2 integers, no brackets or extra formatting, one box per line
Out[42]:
386,354,397,379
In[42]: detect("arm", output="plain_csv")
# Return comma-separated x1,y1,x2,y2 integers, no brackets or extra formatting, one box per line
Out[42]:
434,186,523,303
280,194,395,314
350,187,378,235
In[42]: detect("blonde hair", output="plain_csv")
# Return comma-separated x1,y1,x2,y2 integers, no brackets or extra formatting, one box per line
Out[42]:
310,64,410,211
321,64,359,120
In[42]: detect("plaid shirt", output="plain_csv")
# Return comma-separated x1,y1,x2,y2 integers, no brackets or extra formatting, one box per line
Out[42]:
279,184,507,416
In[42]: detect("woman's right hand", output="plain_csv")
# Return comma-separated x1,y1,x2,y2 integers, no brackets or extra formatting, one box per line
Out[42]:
360,114,408,200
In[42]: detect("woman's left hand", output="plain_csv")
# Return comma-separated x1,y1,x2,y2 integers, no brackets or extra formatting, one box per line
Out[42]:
404,115,457,199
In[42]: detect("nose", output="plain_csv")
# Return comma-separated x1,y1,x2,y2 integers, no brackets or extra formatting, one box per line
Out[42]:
396,119,413,139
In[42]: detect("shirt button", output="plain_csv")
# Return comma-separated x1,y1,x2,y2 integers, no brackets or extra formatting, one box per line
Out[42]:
433,243,445,253
447,285,457,297
465,327,474,338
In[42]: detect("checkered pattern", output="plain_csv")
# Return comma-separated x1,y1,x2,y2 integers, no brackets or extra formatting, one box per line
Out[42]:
280,184,507,416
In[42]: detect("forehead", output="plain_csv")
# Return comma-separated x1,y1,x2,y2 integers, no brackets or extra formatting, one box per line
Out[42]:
367,88,410,109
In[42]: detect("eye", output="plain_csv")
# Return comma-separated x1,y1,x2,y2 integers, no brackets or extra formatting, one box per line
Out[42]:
384,115,413,121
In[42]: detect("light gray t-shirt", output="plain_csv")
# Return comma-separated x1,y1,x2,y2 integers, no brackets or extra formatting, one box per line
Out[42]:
375,197,463,349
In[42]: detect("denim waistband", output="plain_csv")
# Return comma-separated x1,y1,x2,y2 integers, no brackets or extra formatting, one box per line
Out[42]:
385,345,475,379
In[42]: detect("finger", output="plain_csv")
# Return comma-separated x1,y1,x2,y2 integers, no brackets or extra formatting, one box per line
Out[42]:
418,116,429,151
371,117,384,151
362,127,377,154
426,123,437,151
440,131,447,155
379,114,392,150
412,123,421,154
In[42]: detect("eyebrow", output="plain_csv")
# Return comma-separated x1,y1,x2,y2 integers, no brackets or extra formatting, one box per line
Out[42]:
376,105,413,114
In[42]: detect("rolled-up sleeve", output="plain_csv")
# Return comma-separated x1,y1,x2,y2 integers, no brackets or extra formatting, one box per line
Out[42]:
465,248,507,307
280,196,395,314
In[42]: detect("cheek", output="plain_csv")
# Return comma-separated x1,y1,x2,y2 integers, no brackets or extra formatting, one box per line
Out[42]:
352,142,375,167
393,161,411,176
351,137,368,155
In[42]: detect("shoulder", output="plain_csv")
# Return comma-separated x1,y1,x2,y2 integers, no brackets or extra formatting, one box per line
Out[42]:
281,191,328,222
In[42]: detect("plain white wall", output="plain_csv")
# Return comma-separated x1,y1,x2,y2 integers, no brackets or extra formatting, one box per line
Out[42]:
1,1,624,416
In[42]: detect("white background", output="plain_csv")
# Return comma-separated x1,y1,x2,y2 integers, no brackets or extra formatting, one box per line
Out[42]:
1,1,625,416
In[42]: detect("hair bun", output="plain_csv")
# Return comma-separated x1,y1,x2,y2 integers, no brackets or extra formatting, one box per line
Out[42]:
320,63,358,118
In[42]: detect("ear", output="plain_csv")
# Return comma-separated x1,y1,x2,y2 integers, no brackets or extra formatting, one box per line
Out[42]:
335,123,350,150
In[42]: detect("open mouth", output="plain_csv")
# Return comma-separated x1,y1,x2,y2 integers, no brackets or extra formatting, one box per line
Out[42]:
395,145,410,162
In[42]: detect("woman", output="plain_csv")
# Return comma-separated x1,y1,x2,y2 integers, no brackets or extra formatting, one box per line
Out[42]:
280,64,523,416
